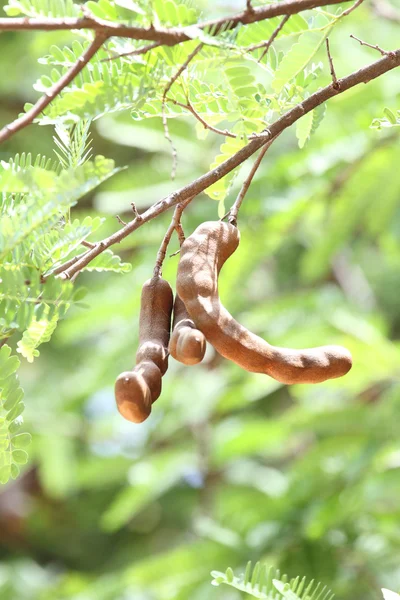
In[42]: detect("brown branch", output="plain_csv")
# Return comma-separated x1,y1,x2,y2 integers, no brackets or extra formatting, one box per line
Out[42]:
102,41,161,61
0,0,353,40
257,15,290,62
341,0,364,17
115,215,127,226
0,33,108,144
229,138,275,226
162,43,203,180
175,218,186,247
167,97,237,138
58,48,400,280
325,38,339,89
350,34,393,57
81,240,96,249
0,0,359,143
153,197,192,277
49,249,89,277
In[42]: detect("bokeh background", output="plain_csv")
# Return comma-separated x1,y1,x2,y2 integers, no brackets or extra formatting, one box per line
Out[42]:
1,1,400,599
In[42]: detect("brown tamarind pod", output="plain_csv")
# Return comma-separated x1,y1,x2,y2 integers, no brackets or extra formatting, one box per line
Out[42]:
169,294,206,365
135,277,174,375
115,276,173,423
177,221,352,385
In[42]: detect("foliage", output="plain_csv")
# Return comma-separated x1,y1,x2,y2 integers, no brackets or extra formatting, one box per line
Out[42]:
0,0,399,600
0,345,31,484
211,561,334,600
0,126,130,476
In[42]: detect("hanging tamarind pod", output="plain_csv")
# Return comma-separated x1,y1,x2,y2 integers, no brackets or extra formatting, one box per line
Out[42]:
115,276,173,422
177,221,352,384
169,294,206,365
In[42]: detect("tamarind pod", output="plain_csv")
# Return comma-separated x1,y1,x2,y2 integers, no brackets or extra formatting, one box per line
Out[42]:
169,295,206,365
115,368,150,424
177,221,352,384
115,362,163,423
135,277,174,375
115,276,173,423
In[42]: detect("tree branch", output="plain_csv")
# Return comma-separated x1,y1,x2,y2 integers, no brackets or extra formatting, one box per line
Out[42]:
326,38,339,89
228,138,276,226
249,15,291,62
0,33,108,144
341,0,364,17
0,0,353,40
162,43,203,179
167,97,237,138
57,48,400,280
0,0,361,144
350,34,393,57
153,198,192,277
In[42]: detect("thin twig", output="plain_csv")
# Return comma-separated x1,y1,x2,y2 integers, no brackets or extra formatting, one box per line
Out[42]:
350,34,394,57
167,97,237,138
0,33,108,144
131,202,141,219
81,240,96,249
49,249,90,277
258,15,290,62
102,41,161,61
115,215,127,226
162,43,203,180
57,48,400,280
341,0,364,17
175,217,186,247
229,138,275,226
169,248,181,257
325,38,339,89
153,197,192,277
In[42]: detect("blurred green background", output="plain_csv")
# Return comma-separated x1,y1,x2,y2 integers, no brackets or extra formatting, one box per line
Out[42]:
1,1,400,599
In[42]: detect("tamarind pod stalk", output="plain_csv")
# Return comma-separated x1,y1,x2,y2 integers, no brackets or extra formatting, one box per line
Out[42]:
177,221,352,384
169,294,206,365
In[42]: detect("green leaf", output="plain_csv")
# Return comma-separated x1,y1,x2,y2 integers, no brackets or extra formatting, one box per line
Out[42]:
12,449,29,464
11,433,32,448
383,107,397,124
0,355,20,381
6,401,25,422
272,29,332,93
114,0,145,13
296,104,326,148
17,312,59,363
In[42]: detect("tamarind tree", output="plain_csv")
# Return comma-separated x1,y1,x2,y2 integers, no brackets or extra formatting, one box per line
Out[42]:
0,0,400,597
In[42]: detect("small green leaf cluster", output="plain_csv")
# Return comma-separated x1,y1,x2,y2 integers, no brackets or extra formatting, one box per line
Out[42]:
0,345,31,484
371,108,400,130
211,561,334,600
0,126,130,480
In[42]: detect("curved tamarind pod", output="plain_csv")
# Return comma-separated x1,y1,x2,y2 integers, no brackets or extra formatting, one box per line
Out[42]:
177,221,352,384
115,276,173,423
169,295,206,365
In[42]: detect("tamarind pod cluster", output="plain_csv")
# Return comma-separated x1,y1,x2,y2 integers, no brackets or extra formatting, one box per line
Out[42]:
177,221,352,385
115,276,173,423
169,295,206,365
